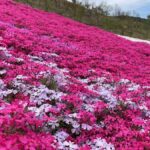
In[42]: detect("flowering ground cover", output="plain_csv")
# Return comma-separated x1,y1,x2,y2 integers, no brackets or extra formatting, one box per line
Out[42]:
0,0,150,149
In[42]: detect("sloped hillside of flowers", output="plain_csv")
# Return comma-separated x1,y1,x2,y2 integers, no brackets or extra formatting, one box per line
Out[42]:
0,0,150,149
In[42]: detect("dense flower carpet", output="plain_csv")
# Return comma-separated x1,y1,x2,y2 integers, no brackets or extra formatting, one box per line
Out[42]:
0,0,150,149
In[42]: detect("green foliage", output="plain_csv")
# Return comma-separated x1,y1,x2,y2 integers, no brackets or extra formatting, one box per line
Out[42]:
15,0,150,40
41,76,58,91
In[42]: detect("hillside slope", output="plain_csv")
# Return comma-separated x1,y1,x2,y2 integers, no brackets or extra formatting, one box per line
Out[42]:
0,0,150,149
16,0,150,40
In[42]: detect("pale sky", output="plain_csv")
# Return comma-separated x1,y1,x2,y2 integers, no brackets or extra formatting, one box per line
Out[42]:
71,0,150,18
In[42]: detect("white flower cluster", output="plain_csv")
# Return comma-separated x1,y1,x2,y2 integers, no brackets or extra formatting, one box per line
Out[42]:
63,116,81,134
29,55,43,63
0,79,5,89
81,123,92,131
119,78,140,91
29,85,63,104
88,138,115,150
0,46,12,57
83,104,94,112
55,131,69,142
128,83,140,91
0,46,7,51
119,79,150,117
0,45,24,64
12,74,65,117
0,69,6,75
30,53,70,88
0,79,18,99
28,104,52,117
55,131,78,150
58,141,78,150
79,76,118,108
48,120,59,129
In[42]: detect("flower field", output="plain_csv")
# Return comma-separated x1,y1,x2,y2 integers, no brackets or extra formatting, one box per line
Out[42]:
0,0,150,149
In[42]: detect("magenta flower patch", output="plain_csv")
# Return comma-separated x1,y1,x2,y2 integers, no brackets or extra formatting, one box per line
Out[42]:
0,0,149,149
